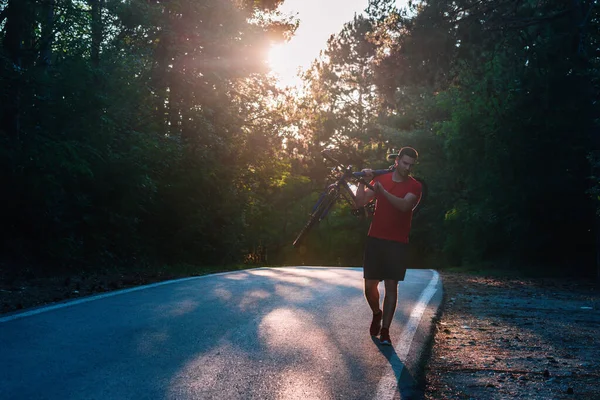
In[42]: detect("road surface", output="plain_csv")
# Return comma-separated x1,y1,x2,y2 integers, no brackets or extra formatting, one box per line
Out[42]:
0,267,442,400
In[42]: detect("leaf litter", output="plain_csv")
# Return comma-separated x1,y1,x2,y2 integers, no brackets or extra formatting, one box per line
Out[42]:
424,272,600,399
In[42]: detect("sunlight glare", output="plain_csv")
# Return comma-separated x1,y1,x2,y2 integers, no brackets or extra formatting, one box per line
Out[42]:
267,44,287,73
268,43,305,88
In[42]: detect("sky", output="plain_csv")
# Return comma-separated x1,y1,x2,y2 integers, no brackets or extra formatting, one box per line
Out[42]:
268,0,374,86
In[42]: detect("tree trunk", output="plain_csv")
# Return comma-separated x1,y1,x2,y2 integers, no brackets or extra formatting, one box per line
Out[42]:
90,0,103,67
168,51,182,138
2,0,29,140
40,0,55,70
151,22,171,133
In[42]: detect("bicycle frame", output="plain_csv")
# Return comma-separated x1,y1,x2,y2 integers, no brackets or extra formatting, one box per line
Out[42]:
292,151,393,248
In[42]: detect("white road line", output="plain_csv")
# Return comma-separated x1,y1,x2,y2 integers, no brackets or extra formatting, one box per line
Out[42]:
376,269,440,400
0,269,265,324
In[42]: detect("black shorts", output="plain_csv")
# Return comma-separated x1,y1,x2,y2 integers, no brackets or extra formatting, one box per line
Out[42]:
363,236,409,281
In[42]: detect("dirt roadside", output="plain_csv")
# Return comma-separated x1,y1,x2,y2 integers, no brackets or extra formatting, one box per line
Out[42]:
0,265,250,315
423,272,600,399
1,270,183,314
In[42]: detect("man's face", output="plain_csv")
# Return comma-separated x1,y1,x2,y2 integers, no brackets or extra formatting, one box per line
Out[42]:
395,155,416,176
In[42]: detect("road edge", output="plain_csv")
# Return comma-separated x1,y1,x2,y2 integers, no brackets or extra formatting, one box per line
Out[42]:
398,269,444,399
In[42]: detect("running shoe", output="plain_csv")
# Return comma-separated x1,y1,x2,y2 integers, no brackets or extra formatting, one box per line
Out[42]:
380,327,392,346
370,310,382,336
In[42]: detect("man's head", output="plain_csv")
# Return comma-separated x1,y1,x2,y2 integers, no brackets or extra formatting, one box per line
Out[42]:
396,147,418,160
394,147,418,177
388,147,419,160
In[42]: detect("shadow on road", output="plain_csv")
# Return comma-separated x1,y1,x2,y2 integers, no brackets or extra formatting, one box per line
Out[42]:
372,336,424,400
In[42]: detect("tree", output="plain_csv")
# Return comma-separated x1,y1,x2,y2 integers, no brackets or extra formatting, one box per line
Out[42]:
363,0,599,273
0,0,298,271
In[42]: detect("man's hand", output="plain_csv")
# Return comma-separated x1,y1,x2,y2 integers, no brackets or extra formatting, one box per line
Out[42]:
373,181,386,195
361,168,374,180
355,169,376,207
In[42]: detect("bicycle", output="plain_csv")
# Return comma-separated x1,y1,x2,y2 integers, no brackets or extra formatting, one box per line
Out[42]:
292,150,426,248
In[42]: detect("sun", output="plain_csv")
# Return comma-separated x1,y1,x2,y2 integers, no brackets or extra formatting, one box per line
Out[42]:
267,43,303,88
267,44,287,75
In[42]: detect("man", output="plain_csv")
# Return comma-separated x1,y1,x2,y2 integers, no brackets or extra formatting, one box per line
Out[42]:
354,147,422,346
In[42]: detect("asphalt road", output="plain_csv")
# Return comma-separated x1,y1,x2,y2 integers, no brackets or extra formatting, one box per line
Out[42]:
0,267,442,400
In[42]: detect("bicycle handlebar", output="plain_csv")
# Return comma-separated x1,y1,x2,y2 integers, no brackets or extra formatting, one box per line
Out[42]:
321,150,390,191
352,169,394,178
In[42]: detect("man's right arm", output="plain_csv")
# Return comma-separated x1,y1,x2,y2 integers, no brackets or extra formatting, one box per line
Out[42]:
355,171,376,207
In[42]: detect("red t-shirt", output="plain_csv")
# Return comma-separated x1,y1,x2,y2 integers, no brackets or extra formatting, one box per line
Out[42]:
367,174,422,243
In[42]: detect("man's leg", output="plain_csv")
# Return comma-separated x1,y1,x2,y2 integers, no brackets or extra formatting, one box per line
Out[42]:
364,279,381,313
382,279,399,329
365,279,382,336
378,279,398,345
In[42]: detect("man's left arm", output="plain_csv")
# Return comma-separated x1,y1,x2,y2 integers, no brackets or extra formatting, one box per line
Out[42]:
374,182,420,212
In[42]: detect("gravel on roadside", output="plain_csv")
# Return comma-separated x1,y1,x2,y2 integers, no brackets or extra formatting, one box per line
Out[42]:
424,271,600,400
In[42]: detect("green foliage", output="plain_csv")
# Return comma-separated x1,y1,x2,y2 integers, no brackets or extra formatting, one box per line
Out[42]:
366,0,599,273
1,0,598,279
0,0,297,272
281,0,599,275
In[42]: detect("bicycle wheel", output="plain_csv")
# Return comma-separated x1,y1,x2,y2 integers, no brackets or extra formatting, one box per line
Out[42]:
293,187,339,247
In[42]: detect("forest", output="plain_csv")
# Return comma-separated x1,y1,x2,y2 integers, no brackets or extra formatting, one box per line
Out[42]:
1,0,598,279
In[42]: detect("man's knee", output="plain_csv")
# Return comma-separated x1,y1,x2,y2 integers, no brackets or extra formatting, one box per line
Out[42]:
365,279,379,286
383,279,399,292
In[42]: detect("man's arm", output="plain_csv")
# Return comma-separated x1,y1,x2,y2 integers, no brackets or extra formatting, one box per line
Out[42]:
375,182,419,212
355,181,376,207
354,170,376,207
